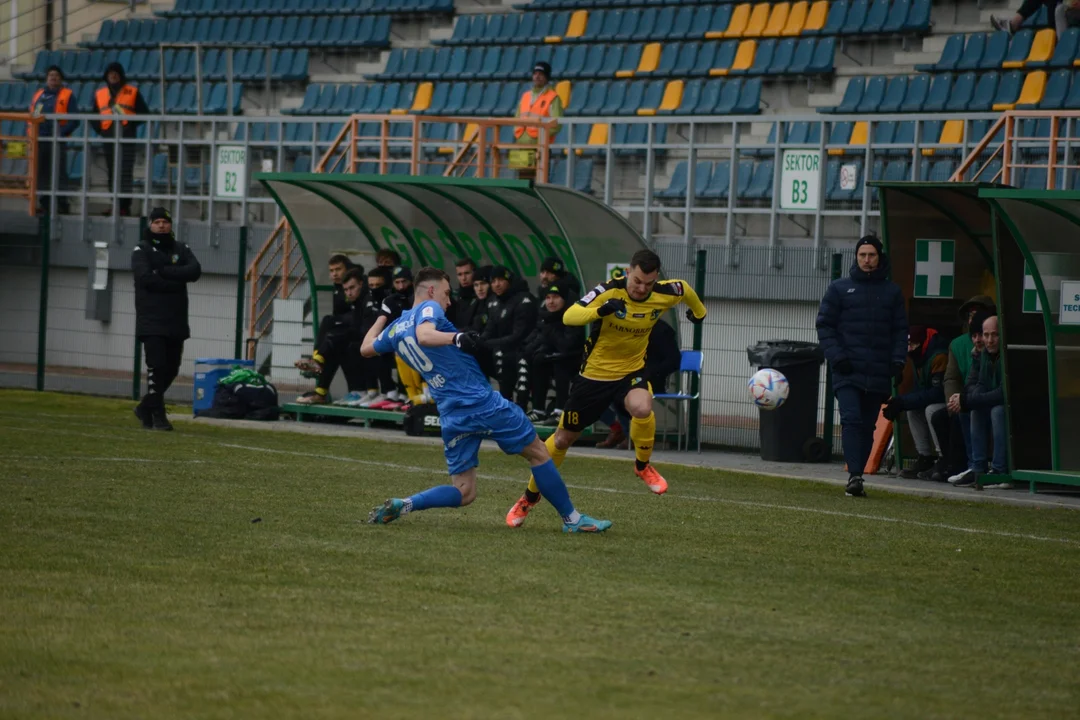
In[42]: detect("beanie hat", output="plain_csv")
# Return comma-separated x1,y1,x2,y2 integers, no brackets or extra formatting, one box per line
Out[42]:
392,265,412,282
545,284,568,299
104,62,126,83
473,265,492,283
855,235,883,255
149,207,172,223
491,265,513,282
533,61,552,79
45,65,64,80
541,256,564,274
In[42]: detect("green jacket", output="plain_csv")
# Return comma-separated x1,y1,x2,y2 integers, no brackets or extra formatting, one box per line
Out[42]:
943,334,974,398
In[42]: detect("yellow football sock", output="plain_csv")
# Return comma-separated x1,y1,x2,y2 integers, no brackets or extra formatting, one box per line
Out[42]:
315,386,328,396
395,356,424,402
527,434,567,494
312,350,325,364
631,412,656,465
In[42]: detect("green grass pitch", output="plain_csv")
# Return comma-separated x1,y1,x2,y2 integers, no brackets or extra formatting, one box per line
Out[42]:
1,390,1078,719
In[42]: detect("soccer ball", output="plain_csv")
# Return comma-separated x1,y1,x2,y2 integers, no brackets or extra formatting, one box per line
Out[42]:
747,368,789,410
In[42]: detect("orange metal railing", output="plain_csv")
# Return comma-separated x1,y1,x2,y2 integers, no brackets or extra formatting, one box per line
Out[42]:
952,110,1080,187
0,113,42,215
245,114,556,353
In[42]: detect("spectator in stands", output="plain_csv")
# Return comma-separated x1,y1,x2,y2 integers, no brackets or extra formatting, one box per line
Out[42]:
30,65,80,215
882,325,950,480
992,0,1064,34
522,283,585,424
131,207,201,431
596,318,681,449
939,298,997,482
536,256,581,301
816,235,908,498
294,267,370,405
1057,0,1080,32
92,62,148,217
483,265,539,408
376,249,402,268
512,62,563,178
953,314,1009,487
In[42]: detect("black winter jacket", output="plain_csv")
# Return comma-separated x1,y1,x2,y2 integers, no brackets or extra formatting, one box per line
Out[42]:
961,349,1004,411
483,285,539,354
457,295,493,334
523,305,584,361
816,255,908,396
131,234,201,339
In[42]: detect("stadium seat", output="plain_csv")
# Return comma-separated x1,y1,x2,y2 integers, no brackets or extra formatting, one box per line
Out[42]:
788,38,815,74
1014,70,1048,109
723,4,752,39
741,39,772,75
969,72,1000,112
842,0,869,34
782,1,809,36
701,159,732,200
1045,27,1080,68
878,75,907,113
922,73,953,112
600,80,627,114
743,3,771,38
1063,71,1080,109
871,119,896,147
806,37,835,74
767,39,797,75
1002,30,1035,69
742,159,773,200
856,75,885,113
900,73,930,111
695,79,726,113
862,0,889,34
734,78,762,113
803,0,830,34
945,72,977,112
819,0,849,35
762,3,790,37
692,42,718,76
824,76,863,113
904,0,932,32
1024,29,1057,67
917,33,962,72
882,0,911,34
956,33,987,73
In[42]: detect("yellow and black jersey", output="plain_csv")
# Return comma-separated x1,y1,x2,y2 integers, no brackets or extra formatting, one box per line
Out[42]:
563,276,706,382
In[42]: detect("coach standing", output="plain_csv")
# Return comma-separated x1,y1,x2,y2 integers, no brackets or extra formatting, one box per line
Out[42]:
131,207,201,431
816,235,907,498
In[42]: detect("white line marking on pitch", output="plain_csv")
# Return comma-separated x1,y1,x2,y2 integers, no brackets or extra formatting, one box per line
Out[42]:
216,443,1080,548
9,455,207,464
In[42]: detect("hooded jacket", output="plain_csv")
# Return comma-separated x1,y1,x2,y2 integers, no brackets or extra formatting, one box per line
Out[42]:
896,328,949,411
131,229,202,339
816,254,908,396
482,273,539,353
92,63,149,138
523,302,584,362
944,296,996,399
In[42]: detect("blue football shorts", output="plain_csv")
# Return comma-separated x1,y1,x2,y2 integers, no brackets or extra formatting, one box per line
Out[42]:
440,391,537,476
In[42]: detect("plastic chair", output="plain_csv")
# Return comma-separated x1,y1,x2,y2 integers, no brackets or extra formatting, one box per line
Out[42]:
653,350,703,453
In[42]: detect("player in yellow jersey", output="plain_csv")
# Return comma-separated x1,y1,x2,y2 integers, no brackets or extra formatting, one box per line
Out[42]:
506,249,706,527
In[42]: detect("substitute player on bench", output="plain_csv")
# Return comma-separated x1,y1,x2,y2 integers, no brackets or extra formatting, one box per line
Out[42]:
506,249,706,528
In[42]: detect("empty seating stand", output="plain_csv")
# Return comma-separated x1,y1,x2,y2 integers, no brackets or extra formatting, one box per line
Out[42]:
19,48,308,83
85,15,391,50
161,0,453,16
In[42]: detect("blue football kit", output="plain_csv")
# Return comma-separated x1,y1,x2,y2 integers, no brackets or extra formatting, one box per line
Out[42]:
373,300,536,475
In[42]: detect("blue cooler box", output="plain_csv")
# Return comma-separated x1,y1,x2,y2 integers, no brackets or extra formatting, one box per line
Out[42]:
193,358,254,416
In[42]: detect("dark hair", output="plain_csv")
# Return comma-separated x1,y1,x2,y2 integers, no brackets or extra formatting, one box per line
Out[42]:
342,268,365,286
45,65,64,79
376,249,402,265
328,253,352,268
414,266,450,287
630,249,661,274
455,257,477,270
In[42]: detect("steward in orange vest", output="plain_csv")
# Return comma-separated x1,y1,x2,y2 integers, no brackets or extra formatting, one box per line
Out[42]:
514,61,563,145
30,65,81,214
92,62,148,216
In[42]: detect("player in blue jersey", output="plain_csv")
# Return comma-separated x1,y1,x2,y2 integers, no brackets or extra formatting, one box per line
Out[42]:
360,267,612,533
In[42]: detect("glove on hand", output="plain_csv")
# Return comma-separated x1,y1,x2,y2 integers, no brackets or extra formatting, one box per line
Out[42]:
597,298,627,317
453,332,484,355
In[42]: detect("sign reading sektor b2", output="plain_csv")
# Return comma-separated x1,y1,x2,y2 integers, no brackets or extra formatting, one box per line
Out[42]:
780,150,820,211
215,146,247,200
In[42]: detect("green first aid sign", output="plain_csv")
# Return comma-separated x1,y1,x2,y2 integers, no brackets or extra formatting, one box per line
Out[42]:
779,150,820,211
914,239,954,298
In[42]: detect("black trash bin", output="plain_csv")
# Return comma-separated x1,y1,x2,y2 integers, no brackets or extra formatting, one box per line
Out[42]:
747,340,825,462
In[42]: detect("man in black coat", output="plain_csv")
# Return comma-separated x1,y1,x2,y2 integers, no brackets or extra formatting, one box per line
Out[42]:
482,265,539,408
816,235,908,497
457,265,493,334
521,283,585,423
536,255,581,302
131,207,201,430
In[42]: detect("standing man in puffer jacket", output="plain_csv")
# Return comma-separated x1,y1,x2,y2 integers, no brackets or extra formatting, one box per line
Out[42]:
816,235,908,498
131,207,201,431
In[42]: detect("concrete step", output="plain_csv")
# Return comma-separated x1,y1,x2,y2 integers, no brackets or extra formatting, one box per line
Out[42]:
894,50,941,66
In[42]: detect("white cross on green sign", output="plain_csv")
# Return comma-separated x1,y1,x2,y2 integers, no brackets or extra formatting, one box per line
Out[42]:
1023,261,1041,313
914,239,955,298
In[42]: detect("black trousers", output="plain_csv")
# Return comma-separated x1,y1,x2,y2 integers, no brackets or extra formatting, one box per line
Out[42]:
529,354,576,412
495,350,529,409
104,141,135,213
36,142,69,213
315,316,365,393
141,335,184,410
931,407,967,474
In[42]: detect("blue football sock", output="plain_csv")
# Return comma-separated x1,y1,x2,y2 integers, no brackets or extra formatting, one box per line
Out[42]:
530,459,575,519
408,485,463,512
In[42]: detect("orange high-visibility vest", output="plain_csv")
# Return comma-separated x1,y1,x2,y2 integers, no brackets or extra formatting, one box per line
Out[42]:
95,85,138,131
29,87,72,136
514,88,557,140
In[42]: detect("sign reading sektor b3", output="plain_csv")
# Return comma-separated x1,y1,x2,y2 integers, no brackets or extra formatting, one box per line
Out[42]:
780,150,820,211
215,146,246,200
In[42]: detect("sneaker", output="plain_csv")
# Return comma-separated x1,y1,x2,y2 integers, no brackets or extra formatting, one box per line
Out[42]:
634,464,668,494
368,399,399,410
359,392,386,408
506,494,540,527
133,403,152,429
991,14,1013,34
541,410,562,427
295,391,327,405
151,409,173,432
294,357,323,378
845,475,866,497
949,469,976,486
367,498,405,525
563,514,613,533
334,391,363,406
526,409,548,422
901,454,935,479
386,390,403,402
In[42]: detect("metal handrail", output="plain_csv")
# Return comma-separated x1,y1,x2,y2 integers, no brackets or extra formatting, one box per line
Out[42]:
951,109,1080,188
0,112,43,214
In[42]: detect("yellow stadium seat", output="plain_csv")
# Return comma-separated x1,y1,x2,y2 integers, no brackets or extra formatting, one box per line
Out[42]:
763,2,791,38
804,0,829,33
1015,69,1047,105
569,122,608,154
743,3,771,38
410,82,433,112
730,39,757,72
632,42,662,75
658,80,684,112
724,3,751,38
556,80,571,109
1026,28,1057,65
921,119,954,156
562,10,587,40
781,1,809,36
827,121,865,155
